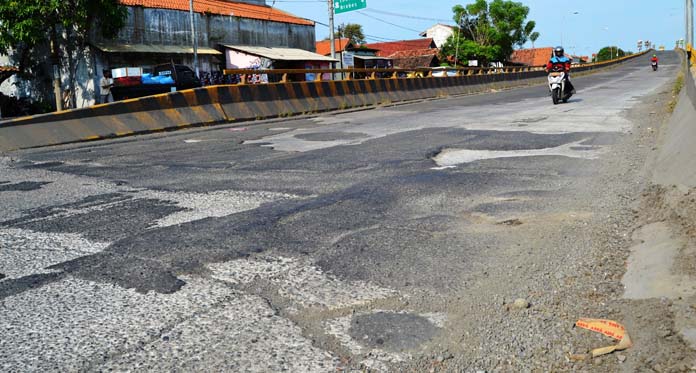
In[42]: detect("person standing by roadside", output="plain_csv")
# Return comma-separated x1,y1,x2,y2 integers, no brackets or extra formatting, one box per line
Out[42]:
99,69,113,104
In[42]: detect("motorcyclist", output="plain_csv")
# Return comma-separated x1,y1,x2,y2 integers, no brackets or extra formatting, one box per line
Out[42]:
651,54,659,67
545,46,575,94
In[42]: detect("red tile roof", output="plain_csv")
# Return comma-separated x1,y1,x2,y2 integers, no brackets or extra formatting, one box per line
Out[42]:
119,0,313,26
315,38,353,56
510,47,554,66
363,39,436,57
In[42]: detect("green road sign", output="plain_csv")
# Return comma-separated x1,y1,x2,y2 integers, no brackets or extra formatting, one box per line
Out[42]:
334,0,366,14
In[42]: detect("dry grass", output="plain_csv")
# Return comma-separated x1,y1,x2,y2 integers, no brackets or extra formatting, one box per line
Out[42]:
668,71,685,113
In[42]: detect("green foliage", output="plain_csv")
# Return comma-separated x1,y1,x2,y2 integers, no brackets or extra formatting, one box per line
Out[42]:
441,0,538,65
0,0,127,69
337,23,366,45
595,46,626,62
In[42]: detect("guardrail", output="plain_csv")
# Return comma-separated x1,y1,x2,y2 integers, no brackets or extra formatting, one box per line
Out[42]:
688,44,696,65
220,53,645,85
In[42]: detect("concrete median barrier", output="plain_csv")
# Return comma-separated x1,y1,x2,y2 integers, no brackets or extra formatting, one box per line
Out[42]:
0,52,647,152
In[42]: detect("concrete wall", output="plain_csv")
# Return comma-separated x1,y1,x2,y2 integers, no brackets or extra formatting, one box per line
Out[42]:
652,59,696,187
423,25,454,49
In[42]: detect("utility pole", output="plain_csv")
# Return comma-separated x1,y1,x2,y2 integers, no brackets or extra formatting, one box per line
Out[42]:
687,0,694,49
189,0,199,78
328,0,336,60
328,0,336,78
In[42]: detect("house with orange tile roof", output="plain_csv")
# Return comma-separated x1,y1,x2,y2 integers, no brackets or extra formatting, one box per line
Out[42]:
361,39,439,69
509,47,555,67
315,38,355,56
315,39,391,71
363,39,437,58
388,49,440,69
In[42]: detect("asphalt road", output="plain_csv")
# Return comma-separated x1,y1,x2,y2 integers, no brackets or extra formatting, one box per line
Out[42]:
0,51,684,371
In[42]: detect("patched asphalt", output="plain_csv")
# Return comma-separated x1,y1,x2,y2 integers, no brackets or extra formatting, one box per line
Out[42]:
0,51,683,371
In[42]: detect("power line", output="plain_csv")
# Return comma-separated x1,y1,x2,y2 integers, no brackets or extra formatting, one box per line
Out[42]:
355,11,423,34
361,8,452,23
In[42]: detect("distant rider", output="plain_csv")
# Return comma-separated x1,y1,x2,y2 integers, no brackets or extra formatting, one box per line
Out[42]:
651,54,659,67
545,46,575,94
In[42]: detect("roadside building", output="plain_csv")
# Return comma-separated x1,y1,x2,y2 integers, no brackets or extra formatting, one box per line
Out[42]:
388,49,440,69
569,55,590,64
315,39,391,70
419,24,455,48
364,39,437,58
1,0,315,109
363,39,438,69
510,47,554,66
222,45,336,81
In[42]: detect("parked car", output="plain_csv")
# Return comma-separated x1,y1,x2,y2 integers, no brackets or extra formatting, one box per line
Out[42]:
111,63,201,101
431,67,459,77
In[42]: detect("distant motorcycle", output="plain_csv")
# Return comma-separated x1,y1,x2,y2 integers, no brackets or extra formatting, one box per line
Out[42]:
651,61,658,71
548,71,572,105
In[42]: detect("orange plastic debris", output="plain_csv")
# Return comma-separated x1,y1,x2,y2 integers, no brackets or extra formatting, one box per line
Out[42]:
575,318,633,358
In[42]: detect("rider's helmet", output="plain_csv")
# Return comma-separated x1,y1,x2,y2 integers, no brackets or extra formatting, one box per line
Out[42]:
653,54,657,57
554,46,565,58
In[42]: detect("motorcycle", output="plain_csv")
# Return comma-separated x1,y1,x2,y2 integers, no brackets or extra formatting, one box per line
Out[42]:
651,61,658,71
547,71,572,105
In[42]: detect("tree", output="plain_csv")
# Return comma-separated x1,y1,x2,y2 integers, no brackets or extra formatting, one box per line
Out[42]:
440,0,538,65
0,0,127,109
529,31,540,48
336,23,366,45
595,46,626,62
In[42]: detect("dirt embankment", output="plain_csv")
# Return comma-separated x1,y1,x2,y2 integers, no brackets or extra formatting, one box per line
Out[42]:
623,64,696,371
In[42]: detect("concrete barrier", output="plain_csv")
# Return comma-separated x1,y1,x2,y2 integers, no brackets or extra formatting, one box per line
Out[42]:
652,56,696,187
0,52,647,152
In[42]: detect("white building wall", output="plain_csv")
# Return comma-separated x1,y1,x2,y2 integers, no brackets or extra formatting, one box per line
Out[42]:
424,24,455,48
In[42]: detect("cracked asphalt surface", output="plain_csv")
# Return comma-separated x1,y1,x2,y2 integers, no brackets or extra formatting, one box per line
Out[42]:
2,51,693,371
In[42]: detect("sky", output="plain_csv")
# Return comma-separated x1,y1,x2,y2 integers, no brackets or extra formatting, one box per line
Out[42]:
271,0,689,57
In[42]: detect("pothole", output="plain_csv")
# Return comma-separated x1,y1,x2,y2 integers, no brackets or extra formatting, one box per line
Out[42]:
513,116,548,124
348,312,441,352
0,181,52,192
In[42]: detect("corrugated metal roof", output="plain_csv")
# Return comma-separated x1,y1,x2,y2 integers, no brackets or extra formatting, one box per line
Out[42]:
93,42,222,55
119,0,313,26
223,45,337,62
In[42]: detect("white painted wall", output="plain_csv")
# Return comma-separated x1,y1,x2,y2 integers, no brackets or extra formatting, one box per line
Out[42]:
423,24,455,48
